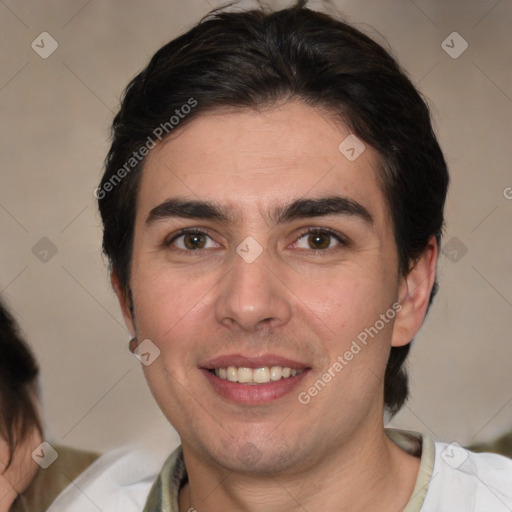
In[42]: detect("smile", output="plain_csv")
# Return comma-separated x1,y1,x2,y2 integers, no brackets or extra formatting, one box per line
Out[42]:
212,366,305,385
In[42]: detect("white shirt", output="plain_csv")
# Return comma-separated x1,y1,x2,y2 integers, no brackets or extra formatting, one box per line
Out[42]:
47,429,512,511
421,439,512,510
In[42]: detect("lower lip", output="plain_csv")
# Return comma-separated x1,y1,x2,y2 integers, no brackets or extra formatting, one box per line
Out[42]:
201,369,309,404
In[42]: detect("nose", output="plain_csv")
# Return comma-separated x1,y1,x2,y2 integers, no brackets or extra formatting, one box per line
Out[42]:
214,248,292,332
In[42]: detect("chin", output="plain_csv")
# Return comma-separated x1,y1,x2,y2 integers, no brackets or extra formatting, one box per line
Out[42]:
199,434,311,475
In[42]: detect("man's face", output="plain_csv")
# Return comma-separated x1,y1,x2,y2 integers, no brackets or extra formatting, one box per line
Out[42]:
122,101,405,473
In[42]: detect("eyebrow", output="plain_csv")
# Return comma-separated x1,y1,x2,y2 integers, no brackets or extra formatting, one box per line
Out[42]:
146,199,232,226
273,196,373,225
145,195,373,228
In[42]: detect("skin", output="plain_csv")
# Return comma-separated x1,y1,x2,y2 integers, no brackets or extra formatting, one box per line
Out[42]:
113,101,437,511
0,426,42,512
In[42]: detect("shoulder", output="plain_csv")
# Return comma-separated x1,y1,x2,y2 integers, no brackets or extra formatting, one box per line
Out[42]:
422,440,512,511
45,444,176,512
15,445,100,512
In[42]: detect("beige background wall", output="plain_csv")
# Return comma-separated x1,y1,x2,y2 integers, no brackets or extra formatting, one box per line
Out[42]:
0,0,511,453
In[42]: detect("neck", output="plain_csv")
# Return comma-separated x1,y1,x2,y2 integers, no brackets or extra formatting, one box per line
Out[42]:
179,425,420,512
0,475,18,512
0,428,42,512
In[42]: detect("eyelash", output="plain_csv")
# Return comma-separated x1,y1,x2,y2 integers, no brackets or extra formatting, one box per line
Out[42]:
164,228,214,255
294,227,350,253
164,227,349,254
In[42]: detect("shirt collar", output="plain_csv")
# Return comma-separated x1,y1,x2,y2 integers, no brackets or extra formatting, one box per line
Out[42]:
142,429,434,512
142,445,186,512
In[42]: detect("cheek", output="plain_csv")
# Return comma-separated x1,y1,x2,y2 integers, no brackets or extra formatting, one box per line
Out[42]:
298,280,357,334
290,263,392,333
0,438,9,473
290,265,398,388
131,257,219,339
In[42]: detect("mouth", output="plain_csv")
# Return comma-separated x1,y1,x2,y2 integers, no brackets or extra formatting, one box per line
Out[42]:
208,366,305,384
200,354,311,404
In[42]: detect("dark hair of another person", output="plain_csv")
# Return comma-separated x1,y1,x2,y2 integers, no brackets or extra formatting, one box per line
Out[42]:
0,298,41,469
97,0,449,415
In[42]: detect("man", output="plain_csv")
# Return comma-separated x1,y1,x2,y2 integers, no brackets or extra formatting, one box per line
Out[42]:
93,1,512,510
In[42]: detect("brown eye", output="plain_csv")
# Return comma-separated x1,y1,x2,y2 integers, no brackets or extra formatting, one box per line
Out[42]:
293,229,346,251
169,230,218,251
183,232,207,250
307,232,331,250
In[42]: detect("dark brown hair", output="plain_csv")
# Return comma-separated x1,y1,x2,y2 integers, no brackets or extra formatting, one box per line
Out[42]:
98,1,449,415
0,298,42,470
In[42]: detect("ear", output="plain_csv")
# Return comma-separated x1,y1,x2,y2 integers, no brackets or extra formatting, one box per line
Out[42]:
111,271,136,338
392,236,438,348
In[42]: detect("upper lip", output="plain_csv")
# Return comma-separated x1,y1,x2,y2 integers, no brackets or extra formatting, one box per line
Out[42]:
201,354,310,370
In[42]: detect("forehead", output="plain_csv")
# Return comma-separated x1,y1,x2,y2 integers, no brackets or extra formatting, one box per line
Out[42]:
136,101,389,225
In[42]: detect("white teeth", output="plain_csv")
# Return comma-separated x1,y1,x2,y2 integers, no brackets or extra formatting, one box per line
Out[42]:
253,367,270,383
270,366,282,381
237,367,253,383
213,366,304,384
226,366,238,382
